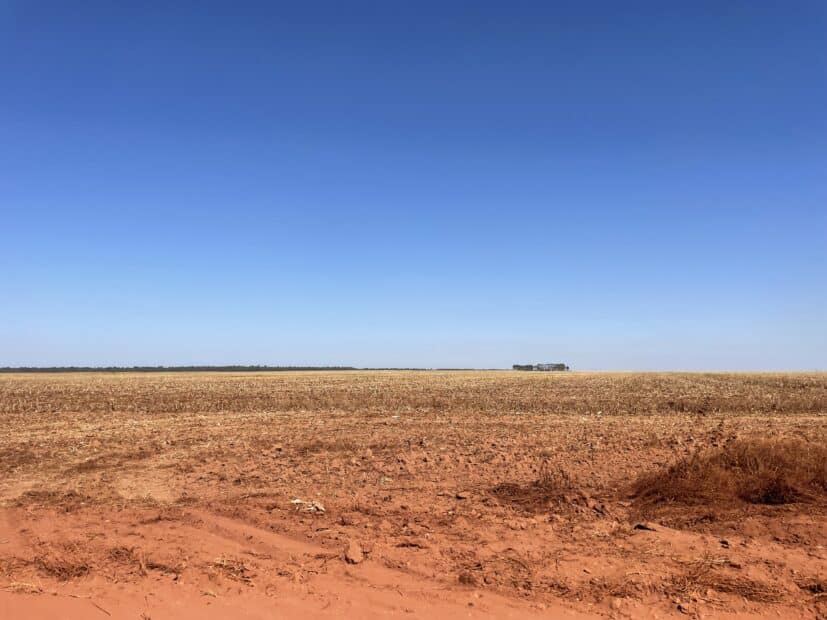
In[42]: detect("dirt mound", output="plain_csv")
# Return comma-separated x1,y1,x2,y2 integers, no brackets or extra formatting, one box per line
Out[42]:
633,438,827,506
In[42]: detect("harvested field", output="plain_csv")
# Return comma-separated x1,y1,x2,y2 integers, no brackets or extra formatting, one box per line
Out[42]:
1,371,826,619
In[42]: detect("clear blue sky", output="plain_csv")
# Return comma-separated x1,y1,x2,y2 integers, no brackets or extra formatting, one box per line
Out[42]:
2,1,825,370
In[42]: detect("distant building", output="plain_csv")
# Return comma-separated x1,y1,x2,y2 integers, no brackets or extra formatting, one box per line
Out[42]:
512,363,570,371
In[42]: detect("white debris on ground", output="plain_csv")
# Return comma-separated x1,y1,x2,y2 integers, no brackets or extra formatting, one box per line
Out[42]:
290,498,326,513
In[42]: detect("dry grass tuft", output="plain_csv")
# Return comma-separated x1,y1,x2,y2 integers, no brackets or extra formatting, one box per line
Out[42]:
33,553,91,580
633,438,827,506
492,458,579,513
2,581,43,594
210,557,254,585
664,555,787,602
669,570,784,603
798,579,826,595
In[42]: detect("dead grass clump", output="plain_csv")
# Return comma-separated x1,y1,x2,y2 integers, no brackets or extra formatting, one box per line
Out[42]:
0,557,27,578
665,555,786,603
143,557,184,575
633,438,827,506
210,557,254,585
458,549,534,592
492,459,579,513
107,546,137,564
667,570,784,603
2,582,43,594
29,540,95,580
798,579,826,595
33,553,91,580
537,459,579,493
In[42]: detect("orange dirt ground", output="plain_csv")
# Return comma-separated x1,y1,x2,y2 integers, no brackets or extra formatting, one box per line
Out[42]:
1,371,825,619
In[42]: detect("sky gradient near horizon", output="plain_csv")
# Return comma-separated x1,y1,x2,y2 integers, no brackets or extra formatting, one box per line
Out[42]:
2,1,826,370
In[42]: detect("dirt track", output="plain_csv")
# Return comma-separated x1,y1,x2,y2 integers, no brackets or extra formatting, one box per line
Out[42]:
1,371,826,619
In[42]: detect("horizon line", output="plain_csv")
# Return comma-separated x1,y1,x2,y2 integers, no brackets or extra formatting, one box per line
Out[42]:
0,365,823,374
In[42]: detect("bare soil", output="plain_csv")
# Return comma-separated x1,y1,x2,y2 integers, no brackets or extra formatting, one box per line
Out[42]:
1,371,826,619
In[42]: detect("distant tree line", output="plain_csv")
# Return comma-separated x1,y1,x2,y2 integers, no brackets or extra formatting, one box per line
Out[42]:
0,365,359,373
0,366,505,373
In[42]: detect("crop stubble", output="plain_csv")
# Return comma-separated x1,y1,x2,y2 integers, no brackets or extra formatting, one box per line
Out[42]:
0,371,826,619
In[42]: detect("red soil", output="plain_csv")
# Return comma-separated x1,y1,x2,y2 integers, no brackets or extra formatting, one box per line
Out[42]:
1,371,826,619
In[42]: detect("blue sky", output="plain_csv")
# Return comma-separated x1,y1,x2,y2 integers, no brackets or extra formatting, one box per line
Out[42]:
2,1,825,369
